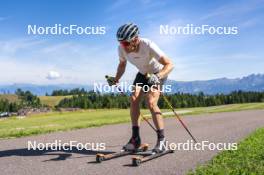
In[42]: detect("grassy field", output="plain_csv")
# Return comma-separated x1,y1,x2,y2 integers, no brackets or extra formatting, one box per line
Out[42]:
188,127,264,174
185,102,264,115
0,94,71,108
39,95,72,107
0,103,263,139
0,94,19,103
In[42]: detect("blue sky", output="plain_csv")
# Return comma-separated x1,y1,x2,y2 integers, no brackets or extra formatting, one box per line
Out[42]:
0,0,263,84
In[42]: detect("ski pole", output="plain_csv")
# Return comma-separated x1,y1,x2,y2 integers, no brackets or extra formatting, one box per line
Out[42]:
145,73,197,142
105,75,157,132
162,94,197,143
141,115,157,132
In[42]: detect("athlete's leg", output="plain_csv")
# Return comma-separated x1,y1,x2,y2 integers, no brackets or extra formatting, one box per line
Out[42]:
123,74,145,151
145,86,164,131
130,85,144,127
145,86,167,152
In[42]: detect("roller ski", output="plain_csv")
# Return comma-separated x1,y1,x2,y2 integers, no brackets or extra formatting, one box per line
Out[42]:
96,137,148,163
131,138,174,166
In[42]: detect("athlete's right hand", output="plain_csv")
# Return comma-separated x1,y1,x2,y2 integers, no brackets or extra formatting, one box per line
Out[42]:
147,73,160,85
105,75,118,86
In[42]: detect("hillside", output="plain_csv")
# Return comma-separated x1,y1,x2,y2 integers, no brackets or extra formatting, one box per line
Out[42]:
39,95,72,107
0,94,71,108
0,94,19,103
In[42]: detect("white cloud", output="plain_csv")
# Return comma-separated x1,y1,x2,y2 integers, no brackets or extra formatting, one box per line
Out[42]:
46,71,61,80
105,0,131,12
238,18,260,28
0,38,120,84
200,0,264,21
0,38,45,55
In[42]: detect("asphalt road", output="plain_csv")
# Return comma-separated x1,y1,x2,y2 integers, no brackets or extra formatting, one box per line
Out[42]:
0,110,264,175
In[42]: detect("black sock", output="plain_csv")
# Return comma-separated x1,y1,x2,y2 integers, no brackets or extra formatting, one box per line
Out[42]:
157,129,165,140
132,126,140,138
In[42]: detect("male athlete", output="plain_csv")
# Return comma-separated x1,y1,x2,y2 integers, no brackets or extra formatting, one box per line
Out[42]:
108,23,174,153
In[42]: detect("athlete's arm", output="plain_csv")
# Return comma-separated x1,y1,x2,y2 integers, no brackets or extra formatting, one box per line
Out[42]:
115,58,127,82
156,56,174,79
148,40,174,79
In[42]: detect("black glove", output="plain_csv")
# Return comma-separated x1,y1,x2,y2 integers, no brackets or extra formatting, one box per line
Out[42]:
147,73,160,85
105,75,117,86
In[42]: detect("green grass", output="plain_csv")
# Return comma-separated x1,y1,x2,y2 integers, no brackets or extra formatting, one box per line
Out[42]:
0,94,71,108
39,95,72,107
0,109,133,138
0,103,263,139
186,102,264,115
188,127,264,175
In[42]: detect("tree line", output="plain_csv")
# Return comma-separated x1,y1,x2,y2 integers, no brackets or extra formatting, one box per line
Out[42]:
56,90,264,109
50,88,86,96
0,89,42,112
0,100,19,112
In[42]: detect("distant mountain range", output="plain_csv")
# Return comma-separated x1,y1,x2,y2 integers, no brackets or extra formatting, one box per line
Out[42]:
0,84,93,96
167,74,264,95
1,74,264,95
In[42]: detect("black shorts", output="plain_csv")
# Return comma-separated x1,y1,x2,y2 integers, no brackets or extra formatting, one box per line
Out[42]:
133,72,166,92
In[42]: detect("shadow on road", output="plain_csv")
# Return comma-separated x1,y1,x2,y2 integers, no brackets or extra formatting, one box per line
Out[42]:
0,146,115,162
